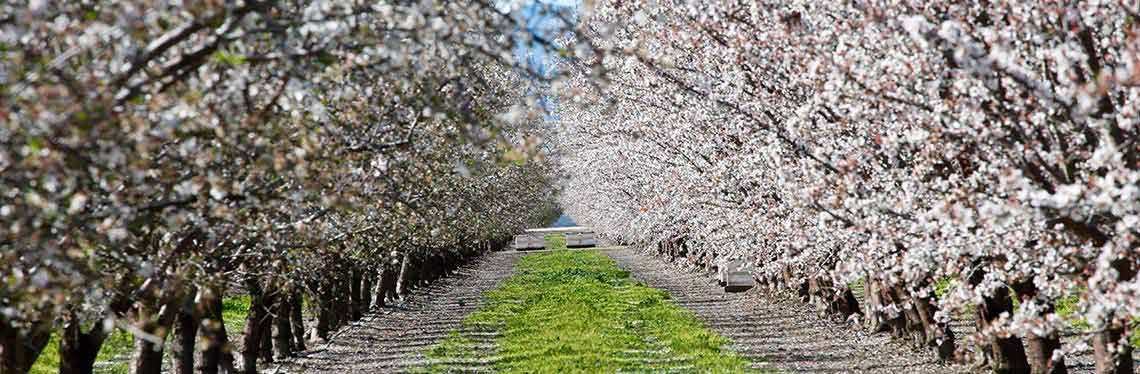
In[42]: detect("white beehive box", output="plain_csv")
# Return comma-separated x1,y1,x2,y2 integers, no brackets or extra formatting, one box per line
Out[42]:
715,258,754,292
565,232,597,247
513,234,544,250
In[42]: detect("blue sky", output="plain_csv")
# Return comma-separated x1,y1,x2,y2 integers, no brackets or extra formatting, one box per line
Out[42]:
504,0,578,117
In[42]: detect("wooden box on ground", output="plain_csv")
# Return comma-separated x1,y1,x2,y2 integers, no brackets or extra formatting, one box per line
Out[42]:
513,234,544,250
716,259,754,293
513,227,597,250
565,232,597,248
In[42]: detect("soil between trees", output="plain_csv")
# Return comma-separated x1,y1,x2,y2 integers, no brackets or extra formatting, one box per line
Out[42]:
273,251,525,373
277,247,973,373
603,247,967,373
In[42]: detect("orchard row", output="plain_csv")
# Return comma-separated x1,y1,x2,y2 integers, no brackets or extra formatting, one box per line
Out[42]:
1,1,570,373
556,1,1140,373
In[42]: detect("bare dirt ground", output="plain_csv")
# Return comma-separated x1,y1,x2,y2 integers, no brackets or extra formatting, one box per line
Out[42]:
603,247,968,374
272,251,523,374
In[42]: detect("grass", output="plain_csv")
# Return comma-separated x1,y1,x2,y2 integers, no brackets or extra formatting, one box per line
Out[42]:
543,234,567,251
421,250,753,373
29,296,252,374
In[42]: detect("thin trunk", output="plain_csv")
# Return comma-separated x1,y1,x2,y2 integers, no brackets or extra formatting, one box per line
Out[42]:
864,279,890,333
258,283,277,363
171,295,199,374
129,305,176,374
892,286,926,348
396,253,411,296
196,289,223,374
240,279,266,374
833,287,861,318
1026,335,1066,374
361,270,374,313
289,292,306,351
349,270,363,321
59,311,109,374
311,282,331,343
258,322,273,363
329,279,344,330
273,291,294,360
1093,326,1135,374
371,268,387,309
911,292,957,362
385,266,399,302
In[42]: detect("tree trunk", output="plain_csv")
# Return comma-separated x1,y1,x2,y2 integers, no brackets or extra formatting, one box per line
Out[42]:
311,282,332,343
383,266,398,303
0,320,51,374
258,321,274,363
1025,335,1066,374
196,289,222,374
289,292,306,351
349,270,363,321
864,279,890,333
1092,259,1136,374
58,312,109,374
371,268,388,309
240,279,267,374
258,283,277,363
1093,326,1135,374
329,279,345,330
836,288,862,318
971,278,1030,373
361,270,374,313
1012,281,1066,374
892,286,927,348
911,292,957,362
171,295,199,374
129,308,175,374
273,292,294,360
396,253,412,296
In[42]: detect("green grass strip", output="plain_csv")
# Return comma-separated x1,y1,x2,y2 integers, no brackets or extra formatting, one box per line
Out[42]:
420,250,753,373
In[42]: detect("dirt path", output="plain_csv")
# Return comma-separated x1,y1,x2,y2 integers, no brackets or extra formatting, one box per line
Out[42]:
274,251,523,374
603,247,966,373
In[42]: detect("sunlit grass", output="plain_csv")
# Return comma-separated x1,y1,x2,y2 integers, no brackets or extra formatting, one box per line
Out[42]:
543,234,566,251
421,250,754,373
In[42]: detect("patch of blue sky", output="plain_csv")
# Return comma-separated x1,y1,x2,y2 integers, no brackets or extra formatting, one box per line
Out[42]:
498,0,579,118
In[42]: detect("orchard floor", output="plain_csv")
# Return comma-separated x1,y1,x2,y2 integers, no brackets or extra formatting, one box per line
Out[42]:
274,247,972,373
603,248,966,374
273,251,525,373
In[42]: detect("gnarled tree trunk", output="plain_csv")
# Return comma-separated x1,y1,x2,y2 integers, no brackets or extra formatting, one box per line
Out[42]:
1,321,52,374
273,289,294,360
1093,326,1135,374
170,291,200,374
240,278,267,374
911,291,957,362
971,271,1030,374
289,291,306,351
59,312,109,374
1011,281,1066,374
1092,259,1136,374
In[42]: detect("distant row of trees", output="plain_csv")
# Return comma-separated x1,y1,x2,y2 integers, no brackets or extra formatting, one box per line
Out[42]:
1,1,573,373
557,1,1139,373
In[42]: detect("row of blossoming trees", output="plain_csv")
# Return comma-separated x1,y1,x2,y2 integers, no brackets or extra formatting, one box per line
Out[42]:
555,1,1139,373
0,1,573,373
